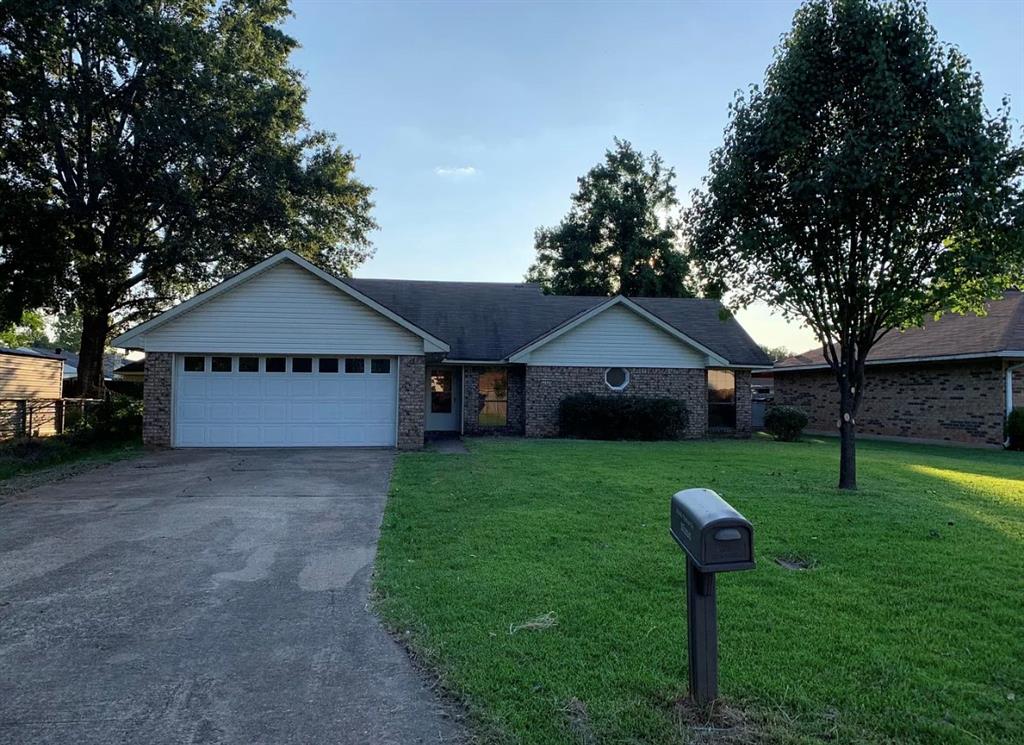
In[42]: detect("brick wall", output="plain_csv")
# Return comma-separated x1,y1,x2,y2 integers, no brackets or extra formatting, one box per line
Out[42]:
143,352,173,447
1012,364,1024,410
524,366,709,439
397,355,425,450
774,360,1007,446
734,369,752,437
462,365,525,436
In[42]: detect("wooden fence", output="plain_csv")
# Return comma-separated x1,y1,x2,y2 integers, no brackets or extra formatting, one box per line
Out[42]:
0,398,106,440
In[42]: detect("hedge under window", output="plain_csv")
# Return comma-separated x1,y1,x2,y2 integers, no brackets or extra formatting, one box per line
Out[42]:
478,370,508,427
708,369,736,430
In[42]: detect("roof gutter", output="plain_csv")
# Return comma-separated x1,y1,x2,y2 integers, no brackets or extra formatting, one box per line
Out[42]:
776,350,1024,372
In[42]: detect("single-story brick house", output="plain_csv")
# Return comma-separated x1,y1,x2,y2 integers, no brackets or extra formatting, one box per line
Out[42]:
112,251,770,448
774,290,1024,447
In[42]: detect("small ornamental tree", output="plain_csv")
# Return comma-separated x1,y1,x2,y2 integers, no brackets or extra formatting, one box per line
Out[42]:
688,0,1024,489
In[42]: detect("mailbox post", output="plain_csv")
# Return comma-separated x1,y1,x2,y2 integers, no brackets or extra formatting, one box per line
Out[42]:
670,488,755,705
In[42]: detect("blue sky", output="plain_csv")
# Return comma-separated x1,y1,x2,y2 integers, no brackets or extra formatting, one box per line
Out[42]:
285,0,1024,353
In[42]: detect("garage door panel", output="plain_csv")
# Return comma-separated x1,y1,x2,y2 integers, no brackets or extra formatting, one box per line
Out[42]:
175,355,397,447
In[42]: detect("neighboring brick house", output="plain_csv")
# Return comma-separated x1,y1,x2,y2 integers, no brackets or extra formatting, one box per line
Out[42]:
774,291,1024,447
113,250,770,449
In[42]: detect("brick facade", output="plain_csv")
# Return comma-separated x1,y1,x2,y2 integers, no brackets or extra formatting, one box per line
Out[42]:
775,360,1009,446
462,365,525,436
1013,365,1023,410
397,355,425,450
524,366,712,439
734,369,753,437
142,351,173,447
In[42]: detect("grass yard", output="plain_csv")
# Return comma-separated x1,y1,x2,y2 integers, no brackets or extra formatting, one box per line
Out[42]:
374,436,1024,744
0,436,141,485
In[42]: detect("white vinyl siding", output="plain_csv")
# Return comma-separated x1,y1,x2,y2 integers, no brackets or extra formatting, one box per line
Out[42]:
525,305,707,368
141,262,422,355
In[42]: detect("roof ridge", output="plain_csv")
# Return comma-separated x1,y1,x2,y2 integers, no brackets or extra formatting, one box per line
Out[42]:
345,277,540,288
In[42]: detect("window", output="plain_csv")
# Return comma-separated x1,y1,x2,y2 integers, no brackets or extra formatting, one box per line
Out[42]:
184,356,205,372
266,357,286,373
478,370,508,427
708,369,737,430
239,357,259,372
211,356,232,373
430,370,452,413
604,367,629,391
344,358,365,374
371,358,391,374
319,358,339,373
292,357,313,373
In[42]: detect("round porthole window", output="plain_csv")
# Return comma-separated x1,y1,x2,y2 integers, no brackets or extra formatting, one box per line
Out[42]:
604,367,629,391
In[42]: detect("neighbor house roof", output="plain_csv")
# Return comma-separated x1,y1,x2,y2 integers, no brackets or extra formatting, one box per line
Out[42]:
343,278,770,366
0,346,64,361
775,290,1024,371
22,347,126,379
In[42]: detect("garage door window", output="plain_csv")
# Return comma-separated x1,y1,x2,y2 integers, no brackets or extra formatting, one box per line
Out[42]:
239,357,259,372
319,358,339,373
266,357,286,373
184,356,205,372
292,357,313,373
371,358,391,374
344,358,365,374
212,356,232,372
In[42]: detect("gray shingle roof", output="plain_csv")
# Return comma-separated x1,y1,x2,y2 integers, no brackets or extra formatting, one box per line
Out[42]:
343,278,770,366
775,290,1024,370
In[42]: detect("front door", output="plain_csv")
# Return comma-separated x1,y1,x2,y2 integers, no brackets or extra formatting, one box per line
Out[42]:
425,366,461,431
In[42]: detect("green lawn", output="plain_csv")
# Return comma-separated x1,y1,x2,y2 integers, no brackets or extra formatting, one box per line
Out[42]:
374,436,1024,744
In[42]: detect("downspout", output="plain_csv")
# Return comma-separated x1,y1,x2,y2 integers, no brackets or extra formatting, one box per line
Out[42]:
1005,362,1024,448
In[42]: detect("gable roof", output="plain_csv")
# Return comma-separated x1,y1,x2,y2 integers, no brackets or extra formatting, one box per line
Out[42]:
775,290,1024,371
344,278,770,366
112,251,450,353
505,296,731,365
112,250,769,366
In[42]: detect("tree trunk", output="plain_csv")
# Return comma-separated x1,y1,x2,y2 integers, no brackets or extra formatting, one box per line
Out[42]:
76,308,109,398
837,375,858,490
838,418,857,490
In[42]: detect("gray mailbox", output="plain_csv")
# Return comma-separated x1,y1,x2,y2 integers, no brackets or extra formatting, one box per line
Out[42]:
671,488,754,572
670,488,755,705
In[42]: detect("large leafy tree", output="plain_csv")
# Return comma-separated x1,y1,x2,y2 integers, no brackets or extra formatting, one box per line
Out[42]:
688,0,1023,489
526,138,694,297
0,309,50,347
0,0,376,394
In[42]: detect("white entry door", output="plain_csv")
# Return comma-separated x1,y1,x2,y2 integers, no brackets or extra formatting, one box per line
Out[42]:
174,354,397,447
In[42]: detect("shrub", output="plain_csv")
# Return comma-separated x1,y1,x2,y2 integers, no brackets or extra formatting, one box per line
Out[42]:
558,393,688,441
764,405,809,442
66,394,143,444
1006,408,1024,451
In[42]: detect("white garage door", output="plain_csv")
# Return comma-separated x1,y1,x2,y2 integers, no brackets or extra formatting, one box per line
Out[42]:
174,354,397,447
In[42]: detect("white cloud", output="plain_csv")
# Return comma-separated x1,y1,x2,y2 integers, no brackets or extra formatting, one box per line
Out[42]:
434,166,478,178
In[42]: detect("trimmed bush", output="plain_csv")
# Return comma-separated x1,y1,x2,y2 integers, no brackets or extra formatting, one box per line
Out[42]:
764,405,809,442
1006,408,1024,451
558,393,688,441
66,394,143,444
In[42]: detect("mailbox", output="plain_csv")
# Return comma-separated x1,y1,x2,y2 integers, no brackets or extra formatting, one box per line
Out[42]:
670,488,754,572
669,488,755,705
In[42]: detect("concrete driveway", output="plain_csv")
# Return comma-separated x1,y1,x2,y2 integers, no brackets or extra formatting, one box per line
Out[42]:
0,449,464,745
